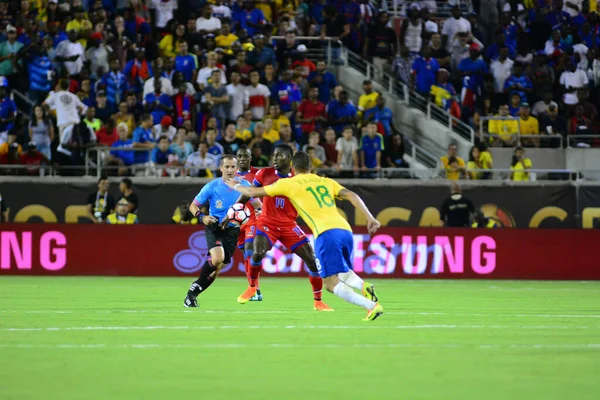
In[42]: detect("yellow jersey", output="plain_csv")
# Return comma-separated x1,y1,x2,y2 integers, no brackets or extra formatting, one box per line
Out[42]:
488,116,519,142
479,150,493,169
215,33,239,49
467,160,481,180
519,116,539,135
65,19,92,48
270,115,291,132
263,129,280,143
358,92,379,117
106,213,138,225
263,173,352,238
440,155,466,180
511,158,532,181
236,129,253,142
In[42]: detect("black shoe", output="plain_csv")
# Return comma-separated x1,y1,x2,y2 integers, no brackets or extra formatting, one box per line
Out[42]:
184,292,199,307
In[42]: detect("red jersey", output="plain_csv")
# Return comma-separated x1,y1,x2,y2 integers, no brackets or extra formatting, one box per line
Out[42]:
237,167,260,223
253,167,297,225
298,99,326,133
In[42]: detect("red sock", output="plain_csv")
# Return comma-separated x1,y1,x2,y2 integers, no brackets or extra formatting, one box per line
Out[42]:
309,275,323,301
249,261,262,287
244,259,252,286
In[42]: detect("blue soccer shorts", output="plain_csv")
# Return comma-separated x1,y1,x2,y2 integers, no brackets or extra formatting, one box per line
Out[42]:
313,229,353,278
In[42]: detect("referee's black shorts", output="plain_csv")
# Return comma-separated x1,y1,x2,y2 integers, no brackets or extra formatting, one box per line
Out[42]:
205,224,240,264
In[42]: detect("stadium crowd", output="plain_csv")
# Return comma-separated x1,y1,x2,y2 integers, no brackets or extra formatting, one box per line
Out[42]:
0,0,598,181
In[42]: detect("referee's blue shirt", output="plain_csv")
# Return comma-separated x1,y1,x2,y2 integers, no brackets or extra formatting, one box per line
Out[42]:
193,177,250,224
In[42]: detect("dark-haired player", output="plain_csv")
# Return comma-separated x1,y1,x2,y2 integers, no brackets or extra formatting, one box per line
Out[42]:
226,151,383,321
183,154,261,307
223,144,333,311
234,146,263,301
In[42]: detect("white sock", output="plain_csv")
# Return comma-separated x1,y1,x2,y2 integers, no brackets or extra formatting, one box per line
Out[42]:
338,270,365,291
333,283,375,310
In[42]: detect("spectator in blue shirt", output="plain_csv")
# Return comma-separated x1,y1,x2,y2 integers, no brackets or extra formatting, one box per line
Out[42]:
27,48,54,105
247,34,277,69
272,69,302,113
205,129,225,164
144,79,173,125
485,32,516,61
503,63,533,103
100,58,127,107
233,0,266,37
364,95,397,136
411,46,440,98
327,90,357,134
151,135,173,166
307,60,337,103
110,122,135,166
360,121,384,172
132,113,156,164
174,41,198,83
0,79,16,141
458,44,488,111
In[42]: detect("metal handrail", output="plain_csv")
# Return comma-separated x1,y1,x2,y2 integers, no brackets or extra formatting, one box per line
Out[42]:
567,135,600,147
480,133,564,148
10,89,36,108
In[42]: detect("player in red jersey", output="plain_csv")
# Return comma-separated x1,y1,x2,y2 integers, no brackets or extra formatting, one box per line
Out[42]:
224,144,333,311
234,147,263,301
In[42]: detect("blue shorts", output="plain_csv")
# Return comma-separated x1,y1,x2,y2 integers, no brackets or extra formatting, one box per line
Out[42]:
314,229,353,278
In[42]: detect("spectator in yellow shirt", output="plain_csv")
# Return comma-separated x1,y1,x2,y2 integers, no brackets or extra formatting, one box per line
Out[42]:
510,146,533,181
235,116,253,142
65,7,92,48
518,103,540,147
267,104,290,131
440,143,466,180
159,23,186,59
358,80,379,122
215,23,239,49
478,143,493,179
262,117,281,143
467,145,482,180
488,104,519,146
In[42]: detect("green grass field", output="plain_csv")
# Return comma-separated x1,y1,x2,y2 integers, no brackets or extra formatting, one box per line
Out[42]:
1,277,599,400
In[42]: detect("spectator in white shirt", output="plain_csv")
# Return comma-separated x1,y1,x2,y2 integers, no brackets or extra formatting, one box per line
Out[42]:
143,64,175,98
152,116,177,141
442,5,472,52
43,79,88,136
185,141,218,177
301,131,326,163
560,58,589,90
532,92,559,117
226,72,247,122
212,0,232,20
245,70,271,119
55,30,85,76
563,0,583,17
150,0,178,30
196,51,227,89
196,5,222,35
490,46,514,95
335,126,359,173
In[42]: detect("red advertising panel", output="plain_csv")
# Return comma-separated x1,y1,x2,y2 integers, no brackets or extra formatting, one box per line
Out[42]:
0,224,599,280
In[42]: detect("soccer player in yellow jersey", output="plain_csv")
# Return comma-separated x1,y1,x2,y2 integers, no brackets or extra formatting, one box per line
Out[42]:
226,151,384,321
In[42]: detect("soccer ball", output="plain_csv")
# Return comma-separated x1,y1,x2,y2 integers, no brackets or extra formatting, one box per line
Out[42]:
227,203,251,226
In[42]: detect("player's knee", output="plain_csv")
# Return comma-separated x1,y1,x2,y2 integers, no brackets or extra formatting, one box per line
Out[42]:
244,249,253,260
211,256,225,268
323,278,337,293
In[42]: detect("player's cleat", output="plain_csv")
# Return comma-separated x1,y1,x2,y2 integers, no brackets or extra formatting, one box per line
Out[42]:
184,293,198,308
237,286,257,304
249,290,263,301
314,300,334,311
363,303,384,321
362,282,378,303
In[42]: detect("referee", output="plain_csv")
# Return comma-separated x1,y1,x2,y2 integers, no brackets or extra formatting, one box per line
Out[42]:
184,154,251,308
439,182,475,227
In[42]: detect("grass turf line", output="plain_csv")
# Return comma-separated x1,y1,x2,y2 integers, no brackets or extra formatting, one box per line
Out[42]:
0,277,599,400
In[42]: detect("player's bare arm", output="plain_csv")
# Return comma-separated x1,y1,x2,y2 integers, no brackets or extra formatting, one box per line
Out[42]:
338,188,381,234
225,177,268,198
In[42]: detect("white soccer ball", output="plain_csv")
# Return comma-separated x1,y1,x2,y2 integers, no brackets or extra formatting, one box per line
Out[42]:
227,203,251,226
